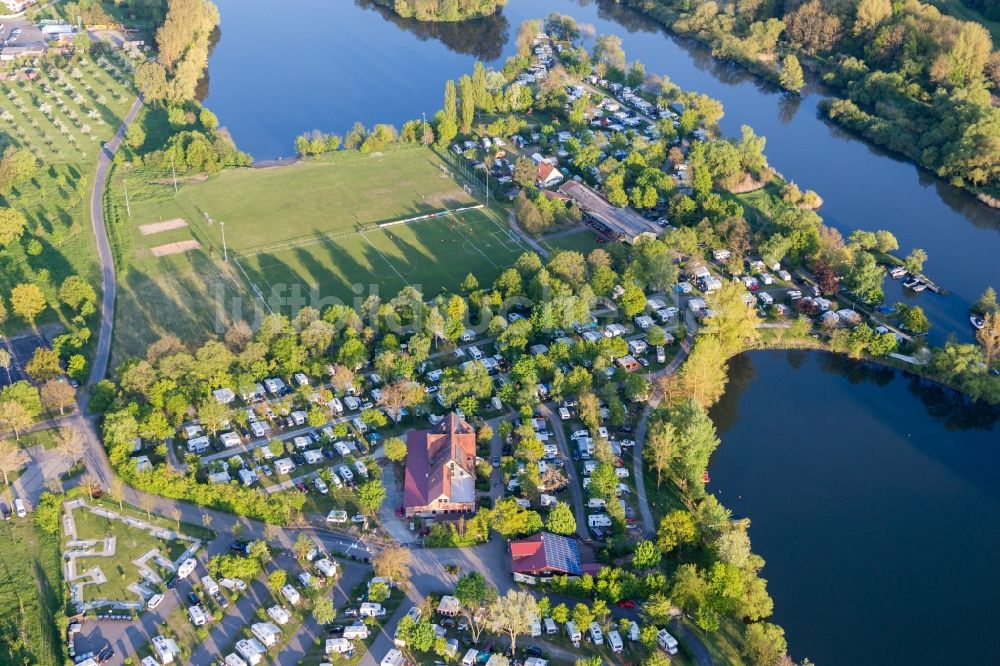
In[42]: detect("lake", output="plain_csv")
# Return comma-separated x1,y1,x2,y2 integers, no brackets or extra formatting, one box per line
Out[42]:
199,5,1000,661
710,351,1000,665
204,0,1000,343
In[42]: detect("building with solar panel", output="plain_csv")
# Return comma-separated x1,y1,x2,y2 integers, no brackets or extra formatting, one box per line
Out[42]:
509,532,583,576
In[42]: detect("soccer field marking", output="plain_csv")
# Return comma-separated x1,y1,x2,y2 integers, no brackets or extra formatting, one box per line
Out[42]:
445,212,502,269
232,255,274,315
478,205,529,253
361,232,412,287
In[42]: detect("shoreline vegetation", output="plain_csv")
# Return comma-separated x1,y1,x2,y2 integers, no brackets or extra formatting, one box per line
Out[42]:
606,0,1000,205
372,0,507,22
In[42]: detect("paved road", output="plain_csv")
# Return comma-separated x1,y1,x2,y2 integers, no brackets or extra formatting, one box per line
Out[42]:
88,95,143,391
537,403,588,540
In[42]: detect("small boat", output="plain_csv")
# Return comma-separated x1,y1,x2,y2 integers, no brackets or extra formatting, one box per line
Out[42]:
903,278,926,292
889,266,907,279
971,315,985,330
702,471,710,484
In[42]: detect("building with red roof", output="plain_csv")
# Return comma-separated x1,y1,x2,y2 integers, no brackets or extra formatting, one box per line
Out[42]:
509,532,583,576
403,413,477,517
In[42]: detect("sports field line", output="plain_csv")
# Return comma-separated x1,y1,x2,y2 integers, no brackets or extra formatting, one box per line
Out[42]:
360,232,412,287
445,212,501,270
478,206,529,253
232,255,274,315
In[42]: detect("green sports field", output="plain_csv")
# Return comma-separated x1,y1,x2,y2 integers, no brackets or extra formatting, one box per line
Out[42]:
237,207,528,303
126,147,477,256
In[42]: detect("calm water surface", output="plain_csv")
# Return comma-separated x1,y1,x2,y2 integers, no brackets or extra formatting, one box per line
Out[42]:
202,3,1000,662
710,351,1000,665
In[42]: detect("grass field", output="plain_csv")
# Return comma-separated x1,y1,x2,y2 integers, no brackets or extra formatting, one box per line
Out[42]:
70,505,192,603
237,207,527,303
0,54,135,335
124,147,477,255
0,518,65,665
107,147,513,358
541,229,602,255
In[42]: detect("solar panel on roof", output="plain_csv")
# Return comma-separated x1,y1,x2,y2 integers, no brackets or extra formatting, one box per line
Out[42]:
542,533,582,575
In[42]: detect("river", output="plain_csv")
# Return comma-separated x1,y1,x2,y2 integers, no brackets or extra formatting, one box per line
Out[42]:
200,3,1000,662
710,351,1000,665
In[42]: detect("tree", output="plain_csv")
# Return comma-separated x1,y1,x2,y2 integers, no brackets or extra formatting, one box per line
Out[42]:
854,0,891,35
26,348,61,382
513,156,537,189
455,572,496,642
779,54,804,93
0,208,27,247
384,436,407,463
657,510,697,553
903,249,928,276
0,349,10,385
975,287,998,315
10,283,46,325
0,438,28,485
357,478,387,516
40,379,75,416
372,544,412,584
293,533,315,561
134,61,169,101
977,312,1000,367
54,425,84,468
784,0,842,55
545,501,577,536
0,401,32,439
125,122,146,150
645,420,675,487
314,597,336,625
487,590,538,651
633,539,662,569
743,622,788,666
267,569,287,593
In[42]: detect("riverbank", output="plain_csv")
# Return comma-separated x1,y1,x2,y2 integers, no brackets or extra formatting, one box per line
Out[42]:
617,0,1000,205
370,0,507,22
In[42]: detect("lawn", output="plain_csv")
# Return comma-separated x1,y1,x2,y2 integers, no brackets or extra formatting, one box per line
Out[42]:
236,206,528,305
0,52,135,335
0,519,65,665
69,505,194,603
122,146,476,255
105,146,502,358
541,229,602,255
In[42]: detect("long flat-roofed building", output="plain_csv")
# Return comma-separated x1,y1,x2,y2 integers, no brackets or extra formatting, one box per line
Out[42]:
558,181,662,244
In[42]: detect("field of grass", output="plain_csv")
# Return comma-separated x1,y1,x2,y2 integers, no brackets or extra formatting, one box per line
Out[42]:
0,519,65,665
105,147,497,359
70,505,192,603
0,53,135,334
237,207,527,304
124,146,476,254
541,228,602,255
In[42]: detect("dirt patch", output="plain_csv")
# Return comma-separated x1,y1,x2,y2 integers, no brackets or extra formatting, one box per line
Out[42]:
138,218,188,235
154,174,208,186
150,240,201,257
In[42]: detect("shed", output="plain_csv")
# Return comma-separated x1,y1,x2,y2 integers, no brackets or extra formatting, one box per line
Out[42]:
437,595,461,617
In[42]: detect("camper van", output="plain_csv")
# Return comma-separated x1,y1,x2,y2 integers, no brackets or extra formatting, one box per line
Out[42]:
657,629,679,655
588,514,612,528
544,617,557,635
589,622,604,645
13,498,25,518
360,602,386,617
530,616,541,637
608,630,623,653
565,621,581,645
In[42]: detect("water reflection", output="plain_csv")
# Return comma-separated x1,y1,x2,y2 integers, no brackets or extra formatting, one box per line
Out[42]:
355,0,510,61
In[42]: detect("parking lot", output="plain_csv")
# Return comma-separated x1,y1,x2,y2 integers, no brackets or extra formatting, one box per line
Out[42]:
0,332,49,389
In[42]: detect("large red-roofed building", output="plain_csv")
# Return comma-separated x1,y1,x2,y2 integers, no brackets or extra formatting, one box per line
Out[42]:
509,532,583,576
403,413,477,517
